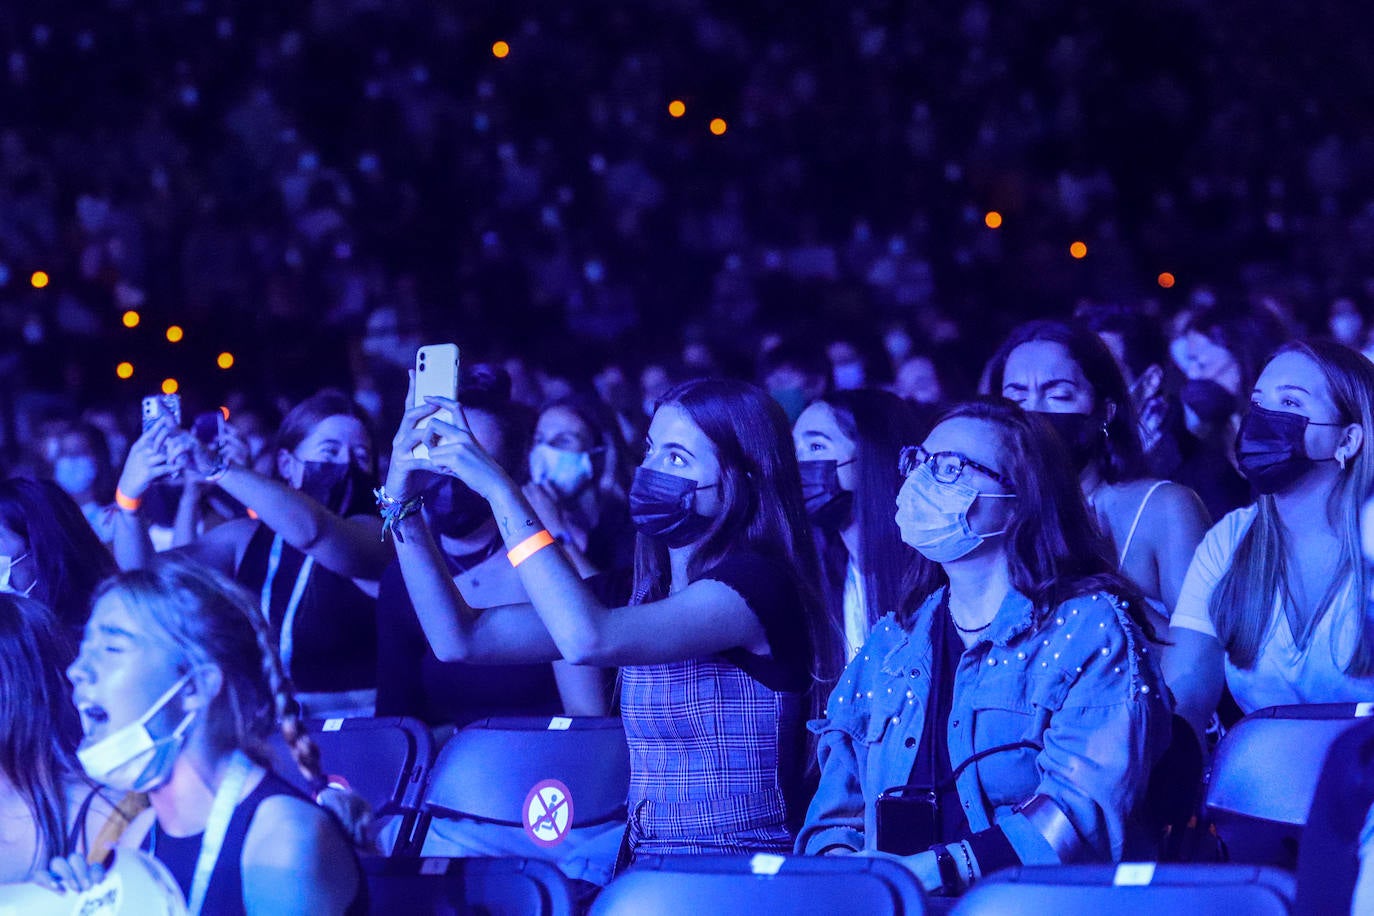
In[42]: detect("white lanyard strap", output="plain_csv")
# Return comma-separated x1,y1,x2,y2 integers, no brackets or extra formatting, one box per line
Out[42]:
259,534,315,677
187,750,259,916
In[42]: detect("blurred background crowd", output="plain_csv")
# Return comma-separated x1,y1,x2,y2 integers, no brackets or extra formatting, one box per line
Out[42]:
0,0,1371,474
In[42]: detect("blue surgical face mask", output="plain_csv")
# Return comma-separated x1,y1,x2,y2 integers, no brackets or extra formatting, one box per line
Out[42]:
76,671,197,792
54,455,99,497
529,443,594,498
896,464,1016,563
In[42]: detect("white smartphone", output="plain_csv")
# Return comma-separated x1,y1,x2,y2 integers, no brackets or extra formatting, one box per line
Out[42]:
412,343,460,459
141,394,181,434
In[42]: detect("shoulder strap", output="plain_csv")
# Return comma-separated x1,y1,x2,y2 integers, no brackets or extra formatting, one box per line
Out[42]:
83,790,152,866
1118,480,1169,568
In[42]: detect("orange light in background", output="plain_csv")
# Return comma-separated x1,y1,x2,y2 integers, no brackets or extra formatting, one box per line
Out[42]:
115,362,134,379
161,378,179,395
1069,241,1088,259
217,351,235,370
984,211,1003,229
30,271,49,289
166,325,184,343
668,99,686,118
491,40,510,59
122,310,141,328
219,405,231,419
1158,271,1176,289
709,118,727,136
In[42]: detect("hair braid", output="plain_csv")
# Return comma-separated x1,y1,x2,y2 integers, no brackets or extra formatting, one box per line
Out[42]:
240,596,373,849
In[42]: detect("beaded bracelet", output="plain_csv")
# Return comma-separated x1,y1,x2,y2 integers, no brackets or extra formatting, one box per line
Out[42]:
375,486,424,542
954,840,976,887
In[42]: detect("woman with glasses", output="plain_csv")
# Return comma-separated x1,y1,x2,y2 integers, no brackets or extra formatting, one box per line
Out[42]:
798,399,1171,899
1165,341,1374,739
983,320,1211,634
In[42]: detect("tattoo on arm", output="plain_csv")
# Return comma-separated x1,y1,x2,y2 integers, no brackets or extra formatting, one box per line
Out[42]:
500,515,539,538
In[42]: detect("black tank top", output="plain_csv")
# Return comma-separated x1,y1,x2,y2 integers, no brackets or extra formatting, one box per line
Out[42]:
142,771,365,915
235,523,377,692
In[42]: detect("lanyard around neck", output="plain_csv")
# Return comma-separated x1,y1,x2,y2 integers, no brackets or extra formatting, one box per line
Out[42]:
187,750,258,916
259,534,315,676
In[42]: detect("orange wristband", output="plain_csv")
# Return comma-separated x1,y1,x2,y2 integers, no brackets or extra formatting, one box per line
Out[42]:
114,487,142,512
508,529,555,567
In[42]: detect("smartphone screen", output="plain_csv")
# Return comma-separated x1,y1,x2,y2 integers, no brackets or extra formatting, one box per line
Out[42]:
412,343,460,459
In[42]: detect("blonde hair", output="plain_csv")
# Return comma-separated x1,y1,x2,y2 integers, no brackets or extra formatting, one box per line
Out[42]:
1211,340,1374,676
92,555,371,845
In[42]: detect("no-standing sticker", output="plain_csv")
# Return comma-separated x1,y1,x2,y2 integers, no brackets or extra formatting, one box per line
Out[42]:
523,779,574,847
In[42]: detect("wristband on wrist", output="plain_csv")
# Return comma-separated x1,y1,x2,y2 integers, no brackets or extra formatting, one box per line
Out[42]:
114,487,142,512
374,486,424,542
929,844,960,897
204,457,231,483
508,529,555,567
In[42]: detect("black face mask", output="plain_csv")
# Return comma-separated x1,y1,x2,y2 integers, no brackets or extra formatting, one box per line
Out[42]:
299,461,376,516
799,459,855,531
628,467,716,548
1180,379,1237,426
424,476,493,539
1034,411,1103,473
1236,405,1342,494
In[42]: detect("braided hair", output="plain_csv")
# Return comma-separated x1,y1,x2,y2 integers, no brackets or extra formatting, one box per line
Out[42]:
90,555,371,846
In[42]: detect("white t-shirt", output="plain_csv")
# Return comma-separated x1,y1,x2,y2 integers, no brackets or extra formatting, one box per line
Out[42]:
1172,505,1374,712
842,558,868,663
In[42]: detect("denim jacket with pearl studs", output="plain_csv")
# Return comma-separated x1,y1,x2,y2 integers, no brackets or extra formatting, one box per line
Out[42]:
797,586,1172,865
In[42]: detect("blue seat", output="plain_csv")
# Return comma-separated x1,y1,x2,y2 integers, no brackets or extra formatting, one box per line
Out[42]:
413,715,630,870
362,856,574,916
268,715,434,856
590,854,927,915
950,863,1294,915
1203,702,1373,867
420,715,628,825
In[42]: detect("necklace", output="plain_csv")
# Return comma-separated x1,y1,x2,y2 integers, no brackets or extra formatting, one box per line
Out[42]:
951,616,992,634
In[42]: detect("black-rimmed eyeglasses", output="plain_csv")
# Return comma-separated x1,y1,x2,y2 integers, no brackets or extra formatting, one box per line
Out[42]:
898,445,1012,487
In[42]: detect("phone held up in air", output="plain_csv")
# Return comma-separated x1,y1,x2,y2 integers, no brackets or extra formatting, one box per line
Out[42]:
141,394,182,434
412,343,460,459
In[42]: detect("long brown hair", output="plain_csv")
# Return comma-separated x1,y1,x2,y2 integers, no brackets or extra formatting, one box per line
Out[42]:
900,399,1152,633
1211,340,1374,675
634,378,844,697
0,596,83,872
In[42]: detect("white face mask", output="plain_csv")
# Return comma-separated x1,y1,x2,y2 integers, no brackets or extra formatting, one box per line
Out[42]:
529,443,594,498
0,552,33,596
76,671,197,792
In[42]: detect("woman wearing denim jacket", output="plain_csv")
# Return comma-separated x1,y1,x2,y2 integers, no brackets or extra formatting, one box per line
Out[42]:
797,400,1173,898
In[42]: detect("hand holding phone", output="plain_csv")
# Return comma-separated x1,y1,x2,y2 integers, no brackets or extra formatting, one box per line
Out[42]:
411,344,460,459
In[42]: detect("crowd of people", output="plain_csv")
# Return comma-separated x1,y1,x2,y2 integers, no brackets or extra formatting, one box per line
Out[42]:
0,296,1368,911
1,0,1373,912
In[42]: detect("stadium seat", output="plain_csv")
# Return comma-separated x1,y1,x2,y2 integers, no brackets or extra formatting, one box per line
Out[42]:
950,863,1294,915
267,715,434,856
1203,702,1373,867
413,715,630,869
362,856,575,916
589,853,927,916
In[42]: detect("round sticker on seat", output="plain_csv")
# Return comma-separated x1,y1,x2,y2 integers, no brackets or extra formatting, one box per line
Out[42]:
523,778,574,847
